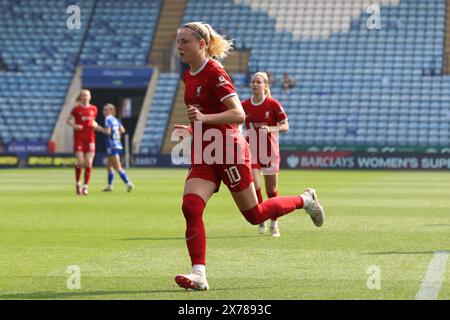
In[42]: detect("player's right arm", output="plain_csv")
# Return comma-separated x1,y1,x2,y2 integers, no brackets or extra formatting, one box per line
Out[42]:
66,114,82,131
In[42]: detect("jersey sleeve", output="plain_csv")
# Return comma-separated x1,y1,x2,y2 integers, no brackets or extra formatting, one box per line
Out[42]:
70,107,76,117
105,116,112,128
209,67,237,103
273,99,287,123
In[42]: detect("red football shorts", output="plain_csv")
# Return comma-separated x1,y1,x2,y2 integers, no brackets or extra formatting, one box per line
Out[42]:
186,161,254,193
251,158,280,175
74,139,96,153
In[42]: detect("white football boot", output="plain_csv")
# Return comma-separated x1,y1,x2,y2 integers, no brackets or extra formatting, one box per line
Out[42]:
175,272,209,290
258,222,267,234
301,188,324,227
127,182,134,193
270,226,280,237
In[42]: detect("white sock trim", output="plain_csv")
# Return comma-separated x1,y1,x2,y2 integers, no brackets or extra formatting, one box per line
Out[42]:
192,264,206,275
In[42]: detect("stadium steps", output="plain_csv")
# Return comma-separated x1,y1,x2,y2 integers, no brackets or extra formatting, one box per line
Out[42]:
149,0,187,71
139,72,179,154
132,68,160,153
161,80,188,154
444,0,450,73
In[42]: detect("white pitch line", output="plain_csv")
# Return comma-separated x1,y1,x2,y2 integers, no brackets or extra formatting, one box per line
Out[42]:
415,251,449,300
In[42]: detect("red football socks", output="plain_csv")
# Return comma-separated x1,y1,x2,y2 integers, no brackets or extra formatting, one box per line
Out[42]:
241,196,303,225
84,166,92,185
75,166,82,184
182,194,207,266
267,191,278,198
267,191,279,222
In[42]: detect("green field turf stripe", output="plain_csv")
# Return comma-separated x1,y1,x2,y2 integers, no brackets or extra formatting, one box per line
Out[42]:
415,251,449,300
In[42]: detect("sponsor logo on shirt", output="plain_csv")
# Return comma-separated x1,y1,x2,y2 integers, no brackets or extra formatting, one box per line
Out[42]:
81,116,94,121
216,75,229,88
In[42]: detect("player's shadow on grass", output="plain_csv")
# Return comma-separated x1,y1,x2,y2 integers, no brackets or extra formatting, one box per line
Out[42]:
361,250,449,255
0,289,191,299
0,286,270,299
120,235,266,241
423,224,450,227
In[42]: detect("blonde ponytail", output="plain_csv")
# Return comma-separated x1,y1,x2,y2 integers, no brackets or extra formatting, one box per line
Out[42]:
182,22,234,60
203,23,234,60
254,72,272,98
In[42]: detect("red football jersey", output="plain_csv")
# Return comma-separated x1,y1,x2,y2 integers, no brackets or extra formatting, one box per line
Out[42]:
184,59,245,164
242,96,287,167
242,96,287,130
70,104,98,141
183,59,238,135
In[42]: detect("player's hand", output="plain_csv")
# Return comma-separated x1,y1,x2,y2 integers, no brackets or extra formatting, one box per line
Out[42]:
173,124,193,136
260,125,271,133
92,120,98,129
74,124,83,131
187,105,206,122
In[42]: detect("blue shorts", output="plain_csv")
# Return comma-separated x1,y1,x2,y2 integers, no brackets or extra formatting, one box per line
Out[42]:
107,148,123,156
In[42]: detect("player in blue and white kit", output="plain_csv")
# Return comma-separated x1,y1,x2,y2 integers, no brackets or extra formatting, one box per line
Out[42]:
96,103,134,192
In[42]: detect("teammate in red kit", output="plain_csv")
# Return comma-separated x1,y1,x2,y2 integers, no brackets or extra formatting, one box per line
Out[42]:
242,72,289,237
173,22,324,291
66,89,98,195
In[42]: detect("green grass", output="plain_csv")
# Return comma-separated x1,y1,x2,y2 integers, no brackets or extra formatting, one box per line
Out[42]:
0,168,448,300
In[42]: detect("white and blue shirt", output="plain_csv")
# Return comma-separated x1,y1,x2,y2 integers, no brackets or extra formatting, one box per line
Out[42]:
104,115,123,150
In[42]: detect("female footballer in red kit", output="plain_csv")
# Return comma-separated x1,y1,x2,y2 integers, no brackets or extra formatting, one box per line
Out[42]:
66,89,98,195
242,72,289,237
174,22,325,290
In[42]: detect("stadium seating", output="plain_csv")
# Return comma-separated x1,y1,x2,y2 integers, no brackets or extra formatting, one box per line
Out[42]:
0,0,161,147
79,0,161,66
140,73,179,154
183,0,450,148
0,0,94,144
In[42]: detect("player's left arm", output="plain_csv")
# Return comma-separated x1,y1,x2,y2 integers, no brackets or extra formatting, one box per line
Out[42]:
119,125,126,134
261,120,289,134
188,95,245,125
262,101,289,133
276,119,289,133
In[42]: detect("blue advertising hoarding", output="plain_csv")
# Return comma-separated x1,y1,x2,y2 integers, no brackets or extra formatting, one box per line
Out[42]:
82,66,153,89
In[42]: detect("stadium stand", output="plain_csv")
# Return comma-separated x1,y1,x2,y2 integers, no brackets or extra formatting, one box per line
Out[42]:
2,0,450,152
79,0,162,66
181,0,450,148
0,0,94,144
140,73,179,154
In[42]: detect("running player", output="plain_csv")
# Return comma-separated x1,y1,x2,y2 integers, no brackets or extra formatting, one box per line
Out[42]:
95,103,134,192
66,89,98,195
242,72,289,237
173,22,325,291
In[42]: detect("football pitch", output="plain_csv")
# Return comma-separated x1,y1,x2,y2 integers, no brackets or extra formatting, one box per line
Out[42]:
0,168,448,300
